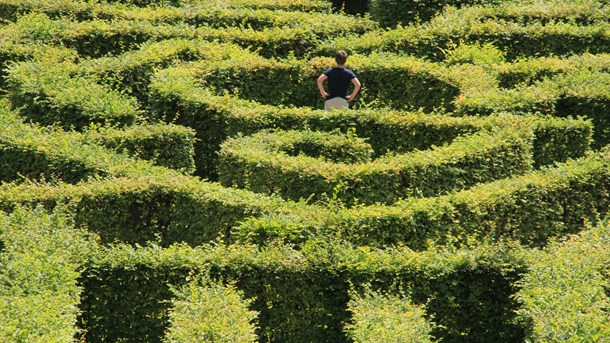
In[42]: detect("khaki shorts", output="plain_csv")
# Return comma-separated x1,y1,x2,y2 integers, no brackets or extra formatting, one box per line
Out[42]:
324,97,349,111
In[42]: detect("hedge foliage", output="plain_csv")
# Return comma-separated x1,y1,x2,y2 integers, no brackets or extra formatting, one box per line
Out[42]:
456,57,610,148
323,8,610,61
83,123,196,174
218,127,534,206
149,74,591,177
0,172,289,246
0,0,374,34
6,58,141,130
79,240,528,343
101,0,332,12
165,276,258,343
78,39,251,104
0,205,97,342
369,0,498,27
0,11,369,59
0,100,165,184
346,288,435,343
516,222,610,341
236,149,610,249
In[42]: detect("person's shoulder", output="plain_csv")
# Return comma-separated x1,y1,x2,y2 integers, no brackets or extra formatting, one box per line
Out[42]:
345,68,357,78
323,67,335,75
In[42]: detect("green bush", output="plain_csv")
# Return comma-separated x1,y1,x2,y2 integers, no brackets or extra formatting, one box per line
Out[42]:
236,149,610,249
457,66,610,148
165,276,258,343
218,127,534,205
346,288,434,343
101,0,332,12
79,240,528,343
0,205,97,342
0,13,191,57
370,0,498,27
0,0,374,35
83,123,196,174
149,75,591,178
6,59,141,130
324,11,610,62
0,172,288,246
516,222,610,341
0,100,160,184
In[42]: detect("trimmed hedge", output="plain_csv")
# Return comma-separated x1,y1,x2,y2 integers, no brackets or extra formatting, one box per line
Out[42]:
456,65,610,148
438,0,610,26
6,59,141,130
218,127,534,205
0,12,365,59
77,39,258,104
0,41,77,91
149,75,591,178
516,222,610,341
322,13,610,62
0,13,193,58
236,149,610,249
346,288,435,343
158,53,460,110
0,173,289,246
0,0,374,35
100,0,332,12
165,276,259,343
369,0,498,27
0,101,149,183
0,205,97,342
79,240,528,343
83,123,196,174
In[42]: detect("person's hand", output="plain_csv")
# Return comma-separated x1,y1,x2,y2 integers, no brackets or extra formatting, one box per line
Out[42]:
346,95,354,101
321,92,329,99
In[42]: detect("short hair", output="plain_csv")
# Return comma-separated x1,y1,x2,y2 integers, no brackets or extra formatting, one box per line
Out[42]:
335,50,348,65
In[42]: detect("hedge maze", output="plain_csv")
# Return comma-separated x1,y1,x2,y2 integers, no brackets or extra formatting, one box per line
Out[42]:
1,0,609,342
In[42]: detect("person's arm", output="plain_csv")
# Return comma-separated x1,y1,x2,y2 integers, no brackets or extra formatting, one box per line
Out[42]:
346,77,361,101
317,74,329,99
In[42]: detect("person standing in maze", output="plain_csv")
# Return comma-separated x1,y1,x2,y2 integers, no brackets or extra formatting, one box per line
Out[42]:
317,50,361,111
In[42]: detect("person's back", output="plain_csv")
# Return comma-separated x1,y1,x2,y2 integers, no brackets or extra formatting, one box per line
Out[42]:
317,50,361,111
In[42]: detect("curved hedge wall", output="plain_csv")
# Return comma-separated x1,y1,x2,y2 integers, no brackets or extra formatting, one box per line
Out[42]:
516,222,610,341
0,206,96,342
218,127,534,205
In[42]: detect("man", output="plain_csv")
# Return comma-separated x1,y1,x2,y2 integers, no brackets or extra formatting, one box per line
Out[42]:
317,50,361,111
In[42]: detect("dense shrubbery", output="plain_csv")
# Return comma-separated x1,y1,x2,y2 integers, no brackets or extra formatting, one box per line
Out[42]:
324,7,610,61
1,0,610,341
165,276,259,343
79,240,528,343
369,0,498,27
346,288,435,343
218,127,534,205
517,222,610,341
236,149,610,249
0,206,97,342
149,74,592,177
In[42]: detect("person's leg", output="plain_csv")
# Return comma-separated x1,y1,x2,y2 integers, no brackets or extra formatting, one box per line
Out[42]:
324,97,349,111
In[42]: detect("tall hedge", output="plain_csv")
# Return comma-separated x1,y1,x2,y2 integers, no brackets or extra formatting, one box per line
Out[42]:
83,123,196,174
6,59,141,130
0,205,97,342
149,75,591,178
79,240,528,343
516,222,610,341
236,150,610,249
369,0,498,27
218,127,534,205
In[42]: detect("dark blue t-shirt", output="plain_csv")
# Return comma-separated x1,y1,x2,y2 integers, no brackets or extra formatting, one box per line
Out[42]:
323,67,356,100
